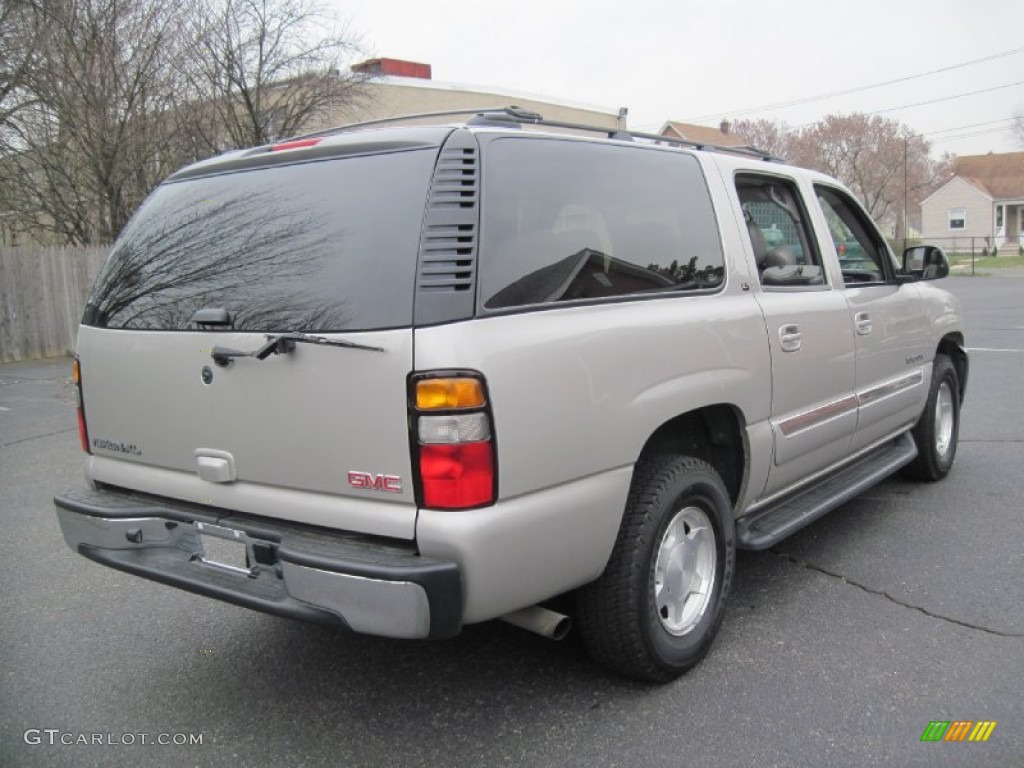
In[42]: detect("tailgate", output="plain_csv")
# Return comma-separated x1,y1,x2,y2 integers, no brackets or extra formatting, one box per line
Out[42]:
72,145,440,539
77,326,416,538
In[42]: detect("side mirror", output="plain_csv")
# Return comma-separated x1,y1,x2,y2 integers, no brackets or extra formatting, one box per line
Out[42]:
903,245,949,280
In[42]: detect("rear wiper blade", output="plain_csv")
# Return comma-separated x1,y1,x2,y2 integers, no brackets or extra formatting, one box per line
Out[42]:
262,332,384,356
212,332,383,366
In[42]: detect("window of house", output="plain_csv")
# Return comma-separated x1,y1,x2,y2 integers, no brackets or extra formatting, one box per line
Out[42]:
948,208,966,230
996,206,1004,230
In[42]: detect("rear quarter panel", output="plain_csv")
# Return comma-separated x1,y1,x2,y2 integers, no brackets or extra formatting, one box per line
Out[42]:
414,291,772,621
414,292,771,500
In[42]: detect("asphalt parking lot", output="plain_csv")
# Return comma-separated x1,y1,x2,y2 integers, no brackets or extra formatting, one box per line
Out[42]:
1,276,1021,768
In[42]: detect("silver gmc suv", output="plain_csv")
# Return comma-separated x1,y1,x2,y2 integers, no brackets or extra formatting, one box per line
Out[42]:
55,108,967,682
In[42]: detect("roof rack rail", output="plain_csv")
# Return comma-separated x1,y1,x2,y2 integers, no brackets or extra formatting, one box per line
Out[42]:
283,106,781,162
286,107,521,142
469,109,780,161
466,107,637,142
623,128,780,162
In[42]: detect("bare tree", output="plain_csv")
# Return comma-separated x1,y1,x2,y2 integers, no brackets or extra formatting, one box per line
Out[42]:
733,114,951,237
1,0,372,245
1,0,194,244
0,0,41,134
732,118,795,160
787,114,951,238
180,0,372,151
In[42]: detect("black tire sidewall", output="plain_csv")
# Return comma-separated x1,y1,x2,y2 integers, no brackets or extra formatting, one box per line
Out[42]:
931,362,960,473
639,464,735,674
917,356,960,478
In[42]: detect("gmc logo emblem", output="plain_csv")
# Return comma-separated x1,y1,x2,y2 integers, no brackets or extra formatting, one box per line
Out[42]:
348,471,402,493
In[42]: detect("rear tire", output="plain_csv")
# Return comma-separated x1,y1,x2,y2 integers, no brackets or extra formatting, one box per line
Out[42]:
902,354,960,481
576,455,734,682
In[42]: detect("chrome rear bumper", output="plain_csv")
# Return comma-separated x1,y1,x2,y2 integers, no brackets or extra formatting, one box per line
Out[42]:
54,486,462,640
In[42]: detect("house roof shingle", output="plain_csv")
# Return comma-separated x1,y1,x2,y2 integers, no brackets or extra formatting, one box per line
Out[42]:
660,121,748,148
953,152,1024,200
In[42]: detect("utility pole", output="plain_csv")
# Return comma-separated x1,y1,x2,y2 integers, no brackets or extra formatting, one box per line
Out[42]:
903,137,909,250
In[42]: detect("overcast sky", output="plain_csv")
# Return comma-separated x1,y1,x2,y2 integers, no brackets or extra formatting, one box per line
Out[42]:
329,0,1024,158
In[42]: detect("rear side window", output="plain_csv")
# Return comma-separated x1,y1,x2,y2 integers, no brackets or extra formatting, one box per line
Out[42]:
479,139,723,309
83,149,437,332
736,173,825,288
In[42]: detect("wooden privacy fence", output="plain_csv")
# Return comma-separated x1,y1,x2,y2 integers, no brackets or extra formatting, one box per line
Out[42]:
0,246,109,363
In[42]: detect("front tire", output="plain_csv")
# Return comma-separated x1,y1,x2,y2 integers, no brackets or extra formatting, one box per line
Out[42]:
903,354,960,481
576,455,735,682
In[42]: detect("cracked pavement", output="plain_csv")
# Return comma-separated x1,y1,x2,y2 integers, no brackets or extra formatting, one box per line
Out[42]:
1,276,1022,768
770,549,1024,638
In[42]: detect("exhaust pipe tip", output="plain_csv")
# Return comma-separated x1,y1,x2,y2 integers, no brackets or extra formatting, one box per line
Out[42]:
500,605,572,641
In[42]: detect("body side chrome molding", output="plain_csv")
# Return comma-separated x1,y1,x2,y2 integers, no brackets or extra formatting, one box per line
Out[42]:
773,368,924,444
857,369,925,406
776,394,858,437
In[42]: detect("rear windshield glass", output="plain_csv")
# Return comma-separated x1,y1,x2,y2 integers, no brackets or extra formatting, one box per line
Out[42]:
479,139,723,309
83,148,437,332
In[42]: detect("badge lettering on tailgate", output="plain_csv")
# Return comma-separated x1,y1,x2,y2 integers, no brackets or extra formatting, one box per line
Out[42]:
347,471,402,493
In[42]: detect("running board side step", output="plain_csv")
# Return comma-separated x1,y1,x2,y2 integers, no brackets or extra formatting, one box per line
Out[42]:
736,433,918,550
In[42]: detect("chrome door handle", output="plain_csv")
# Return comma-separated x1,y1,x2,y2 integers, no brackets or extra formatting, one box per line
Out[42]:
779,324,802,352
855,311,872,335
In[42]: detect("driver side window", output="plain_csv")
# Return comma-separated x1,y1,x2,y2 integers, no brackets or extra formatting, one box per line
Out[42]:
815,186,894,285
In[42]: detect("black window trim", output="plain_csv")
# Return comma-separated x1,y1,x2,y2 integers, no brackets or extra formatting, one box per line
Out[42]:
474,282,727,320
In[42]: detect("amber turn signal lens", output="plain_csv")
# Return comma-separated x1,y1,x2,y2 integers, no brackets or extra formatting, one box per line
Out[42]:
72,358,80,385
416,378,485,410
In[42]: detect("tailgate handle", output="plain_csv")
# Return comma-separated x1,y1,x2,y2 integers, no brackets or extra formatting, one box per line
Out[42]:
195,450,237,483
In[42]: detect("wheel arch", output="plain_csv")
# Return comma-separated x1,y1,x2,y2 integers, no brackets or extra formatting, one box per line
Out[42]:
637,404,748,509
937,332,968,403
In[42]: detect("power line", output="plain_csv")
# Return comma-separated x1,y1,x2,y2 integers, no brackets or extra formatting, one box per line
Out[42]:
789,82,1024,130
931,126,1017,144
682,46,1024,121
924,117,1015,137
868,81,1024,116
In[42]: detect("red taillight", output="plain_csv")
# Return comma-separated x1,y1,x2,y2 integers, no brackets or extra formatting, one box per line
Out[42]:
411,372,496,510
76,408,89,453
72,357,90,454
269,137,322,152
419,442,494,508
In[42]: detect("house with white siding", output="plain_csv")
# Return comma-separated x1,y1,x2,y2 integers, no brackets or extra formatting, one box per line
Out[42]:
920,152,1024,255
